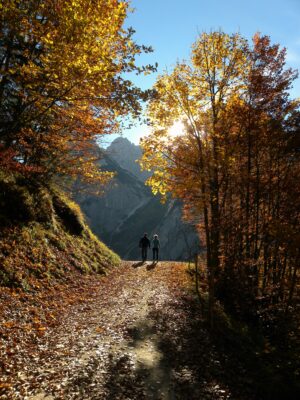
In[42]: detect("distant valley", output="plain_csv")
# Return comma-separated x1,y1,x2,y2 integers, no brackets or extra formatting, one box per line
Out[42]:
76,137,200,261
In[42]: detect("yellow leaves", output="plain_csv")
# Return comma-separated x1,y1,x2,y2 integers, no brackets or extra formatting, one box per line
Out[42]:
1,0,152,186
191,31,248,101
144,31,252,183
36,326,47,331
43,32,54,45
0,383,12,390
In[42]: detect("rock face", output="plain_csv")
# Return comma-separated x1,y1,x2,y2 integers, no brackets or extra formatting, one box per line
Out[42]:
76,138,200,260
106,137,150,182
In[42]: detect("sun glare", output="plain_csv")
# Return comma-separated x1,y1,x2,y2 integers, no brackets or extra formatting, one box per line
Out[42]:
167,120,185,138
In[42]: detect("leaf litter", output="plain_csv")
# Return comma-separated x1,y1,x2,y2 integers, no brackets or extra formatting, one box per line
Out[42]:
1,262,258,399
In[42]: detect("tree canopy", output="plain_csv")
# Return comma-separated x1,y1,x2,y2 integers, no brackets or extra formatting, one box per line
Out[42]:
140,31,300,322
0,0,154,186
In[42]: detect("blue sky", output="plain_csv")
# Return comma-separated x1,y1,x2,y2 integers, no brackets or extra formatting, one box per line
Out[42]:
115,0,300,144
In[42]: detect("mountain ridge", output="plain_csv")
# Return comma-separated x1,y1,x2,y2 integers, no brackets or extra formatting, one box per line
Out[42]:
76,137,200,260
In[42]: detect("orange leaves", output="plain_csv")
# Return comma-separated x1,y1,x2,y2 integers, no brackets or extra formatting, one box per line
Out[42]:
0,382,13,397
31,317,47,332
1,0,152,186
0,261,192,397
141,31,300,325
3,321,16,329
0,383,12,389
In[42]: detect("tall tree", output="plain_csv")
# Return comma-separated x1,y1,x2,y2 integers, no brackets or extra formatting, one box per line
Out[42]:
140,31,299,324
0,0,153,186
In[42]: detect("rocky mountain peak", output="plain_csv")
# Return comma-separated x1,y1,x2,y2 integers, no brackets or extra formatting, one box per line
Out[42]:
76,137,200,261
106,136,149,182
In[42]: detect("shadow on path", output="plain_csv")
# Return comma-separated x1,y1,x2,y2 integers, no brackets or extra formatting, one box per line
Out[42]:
132,261,144,268
146,261,157,271
131,261,158,270
23,262,268,400
101,295,259,400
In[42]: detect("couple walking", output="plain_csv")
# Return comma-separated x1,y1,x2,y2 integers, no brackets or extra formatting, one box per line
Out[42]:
139,233,160,262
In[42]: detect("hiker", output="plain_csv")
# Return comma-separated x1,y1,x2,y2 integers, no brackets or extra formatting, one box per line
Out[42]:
139,233,150,262
152,234,160,262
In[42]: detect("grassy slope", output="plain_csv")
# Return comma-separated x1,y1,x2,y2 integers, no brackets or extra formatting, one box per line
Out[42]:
0,171,120,290
0,172,122,397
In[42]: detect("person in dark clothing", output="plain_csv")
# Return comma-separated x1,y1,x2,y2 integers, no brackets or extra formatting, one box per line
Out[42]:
139,233,150,262
152,234,160,262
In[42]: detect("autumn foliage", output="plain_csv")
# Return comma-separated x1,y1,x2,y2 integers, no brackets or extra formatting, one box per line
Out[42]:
140,32,300,325
0,0,153,186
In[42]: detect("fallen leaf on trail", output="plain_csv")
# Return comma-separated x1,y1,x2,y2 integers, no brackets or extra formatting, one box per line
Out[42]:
0,383,12,389
36,326,47,331
3,322,15,328
0,261,271,400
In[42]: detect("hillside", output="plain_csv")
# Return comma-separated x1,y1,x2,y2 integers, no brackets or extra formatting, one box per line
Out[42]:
76,138,200,260
0,170,120,290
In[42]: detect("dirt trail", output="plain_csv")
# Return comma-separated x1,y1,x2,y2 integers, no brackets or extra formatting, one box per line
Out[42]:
2,262,257,400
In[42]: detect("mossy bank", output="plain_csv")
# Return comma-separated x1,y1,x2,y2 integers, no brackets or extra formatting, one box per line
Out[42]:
0,171,120,290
